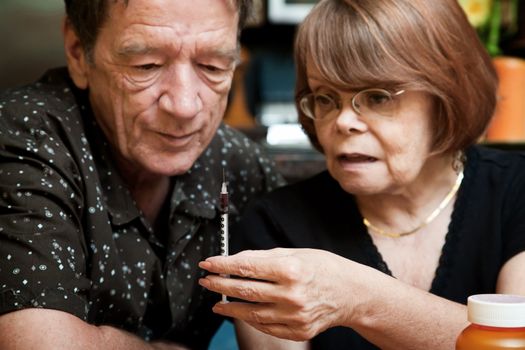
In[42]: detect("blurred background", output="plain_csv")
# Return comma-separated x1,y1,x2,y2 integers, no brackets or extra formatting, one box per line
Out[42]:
0,0,65,90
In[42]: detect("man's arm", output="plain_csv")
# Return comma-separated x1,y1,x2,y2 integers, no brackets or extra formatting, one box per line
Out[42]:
0,308,188,350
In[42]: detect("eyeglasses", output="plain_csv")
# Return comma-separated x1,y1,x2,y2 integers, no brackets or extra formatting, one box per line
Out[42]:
299,88,405,121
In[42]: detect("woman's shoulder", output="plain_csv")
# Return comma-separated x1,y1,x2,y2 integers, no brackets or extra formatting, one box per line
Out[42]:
249,170,356,226
464,145,525,204
468,145,525,179
261,170,342,203
470,144,525,166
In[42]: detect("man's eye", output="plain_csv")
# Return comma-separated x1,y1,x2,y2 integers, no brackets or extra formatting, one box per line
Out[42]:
200,64,223,73
135,64,160,71
198,63,234,84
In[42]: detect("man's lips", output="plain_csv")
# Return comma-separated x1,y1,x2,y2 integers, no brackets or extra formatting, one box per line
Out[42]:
157,130,196,146
159,131,193,139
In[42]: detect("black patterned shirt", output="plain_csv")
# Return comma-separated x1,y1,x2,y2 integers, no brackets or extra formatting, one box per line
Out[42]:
0,68,285,349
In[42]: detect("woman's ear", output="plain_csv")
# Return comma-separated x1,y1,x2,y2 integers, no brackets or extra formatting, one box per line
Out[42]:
62,17,89,89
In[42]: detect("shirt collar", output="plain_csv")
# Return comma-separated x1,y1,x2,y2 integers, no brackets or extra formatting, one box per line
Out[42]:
85,119,143,226
169,131,240,220
83,114,237,226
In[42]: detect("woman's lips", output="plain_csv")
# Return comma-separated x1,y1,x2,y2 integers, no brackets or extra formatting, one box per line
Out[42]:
337,153,378,163
336,153,378,171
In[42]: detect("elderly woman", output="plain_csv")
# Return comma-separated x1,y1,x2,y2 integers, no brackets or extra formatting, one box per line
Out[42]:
199,0,525,349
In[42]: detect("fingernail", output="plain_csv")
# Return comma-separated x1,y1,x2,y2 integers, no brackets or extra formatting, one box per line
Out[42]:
213,303,224,312
198,278,210,288
199,261,212,269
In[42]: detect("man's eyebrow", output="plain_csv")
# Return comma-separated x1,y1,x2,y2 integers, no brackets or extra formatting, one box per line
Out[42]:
201,47,241,65
116,42,241,64
116,42,160,57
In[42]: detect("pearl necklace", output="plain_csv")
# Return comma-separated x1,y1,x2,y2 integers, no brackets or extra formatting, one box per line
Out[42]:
363,171,464,238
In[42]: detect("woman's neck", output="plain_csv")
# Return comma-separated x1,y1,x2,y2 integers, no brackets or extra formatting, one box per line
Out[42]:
356,154,460,235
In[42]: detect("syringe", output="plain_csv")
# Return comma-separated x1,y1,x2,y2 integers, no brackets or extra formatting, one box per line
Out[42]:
219,169,229,303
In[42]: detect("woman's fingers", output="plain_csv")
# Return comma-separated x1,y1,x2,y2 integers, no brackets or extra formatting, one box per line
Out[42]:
199,275,280,303
199,256,278,282
199,249,305,283
211,300,306,326
245,321,318,342
199,248,349,342
211,300,275,323
210,300,320,342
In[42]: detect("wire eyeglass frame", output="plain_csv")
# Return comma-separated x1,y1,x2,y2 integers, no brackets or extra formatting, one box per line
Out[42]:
299,88,406,121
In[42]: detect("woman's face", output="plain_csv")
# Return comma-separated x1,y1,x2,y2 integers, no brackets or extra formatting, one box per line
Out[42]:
307,64,436,195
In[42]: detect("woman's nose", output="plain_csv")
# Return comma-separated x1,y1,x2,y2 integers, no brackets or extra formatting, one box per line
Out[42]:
334,103,368,134
158,64,202,119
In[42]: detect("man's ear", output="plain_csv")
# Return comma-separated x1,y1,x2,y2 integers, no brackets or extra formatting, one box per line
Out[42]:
62,17,89,89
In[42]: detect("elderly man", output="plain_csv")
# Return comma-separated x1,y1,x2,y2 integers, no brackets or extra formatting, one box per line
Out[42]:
0,0,284,349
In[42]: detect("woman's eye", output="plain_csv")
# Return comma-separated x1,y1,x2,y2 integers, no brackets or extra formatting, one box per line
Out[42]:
367,93,390,106
314,94,334,107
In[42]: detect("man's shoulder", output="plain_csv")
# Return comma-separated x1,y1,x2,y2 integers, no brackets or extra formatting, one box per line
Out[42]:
205,123,275,169
0,67,74,108
0,68,93,176
261,170,334,202
0,67,86,140
212,124,264,153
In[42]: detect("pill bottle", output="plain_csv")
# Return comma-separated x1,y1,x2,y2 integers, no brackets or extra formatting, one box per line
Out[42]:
456,294,525,350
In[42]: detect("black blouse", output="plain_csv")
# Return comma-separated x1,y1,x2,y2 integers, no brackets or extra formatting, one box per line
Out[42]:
233,145,525,350
0,68,285,349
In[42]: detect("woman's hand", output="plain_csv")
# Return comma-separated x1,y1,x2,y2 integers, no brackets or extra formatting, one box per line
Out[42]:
200,247,474,350
198,248,357,341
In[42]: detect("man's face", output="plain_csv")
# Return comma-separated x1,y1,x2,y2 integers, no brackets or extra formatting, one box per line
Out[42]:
75,0,239,176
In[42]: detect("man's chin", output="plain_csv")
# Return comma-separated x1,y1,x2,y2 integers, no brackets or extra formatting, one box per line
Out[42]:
143,156,197,177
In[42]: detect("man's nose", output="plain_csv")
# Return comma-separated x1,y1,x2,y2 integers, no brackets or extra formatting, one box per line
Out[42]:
158,64,202,118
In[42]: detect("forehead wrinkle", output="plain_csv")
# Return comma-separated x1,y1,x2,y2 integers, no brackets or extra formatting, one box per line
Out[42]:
116,43,159,57
115,23,181,57
194,26,240,63
112,14,239,67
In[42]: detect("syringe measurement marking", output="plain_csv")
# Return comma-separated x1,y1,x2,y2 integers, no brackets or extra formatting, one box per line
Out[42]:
220,176,229,303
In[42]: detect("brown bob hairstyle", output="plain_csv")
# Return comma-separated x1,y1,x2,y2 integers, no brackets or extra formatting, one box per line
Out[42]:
294,0,498,154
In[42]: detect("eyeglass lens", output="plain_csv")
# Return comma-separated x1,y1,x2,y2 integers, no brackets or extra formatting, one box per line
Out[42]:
300,89,400,120
353,89,395,115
